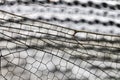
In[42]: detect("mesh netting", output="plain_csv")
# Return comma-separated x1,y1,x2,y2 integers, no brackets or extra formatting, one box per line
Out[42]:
0,10,120,80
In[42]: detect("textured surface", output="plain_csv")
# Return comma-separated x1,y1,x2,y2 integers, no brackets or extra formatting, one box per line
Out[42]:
0,0,120,80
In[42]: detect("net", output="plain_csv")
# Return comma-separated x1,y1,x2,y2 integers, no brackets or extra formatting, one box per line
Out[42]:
0,10,120,80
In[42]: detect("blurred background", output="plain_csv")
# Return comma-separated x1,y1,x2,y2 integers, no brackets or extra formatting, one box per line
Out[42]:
0,0,120,34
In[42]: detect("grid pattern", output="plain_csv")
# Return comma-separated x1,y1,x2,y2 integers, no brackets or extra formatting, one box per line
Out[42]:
0,10,120,80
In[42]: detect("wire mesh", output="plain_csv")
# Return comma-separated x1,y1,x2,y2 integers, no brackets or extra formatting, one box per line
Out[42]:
0,10,120,80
